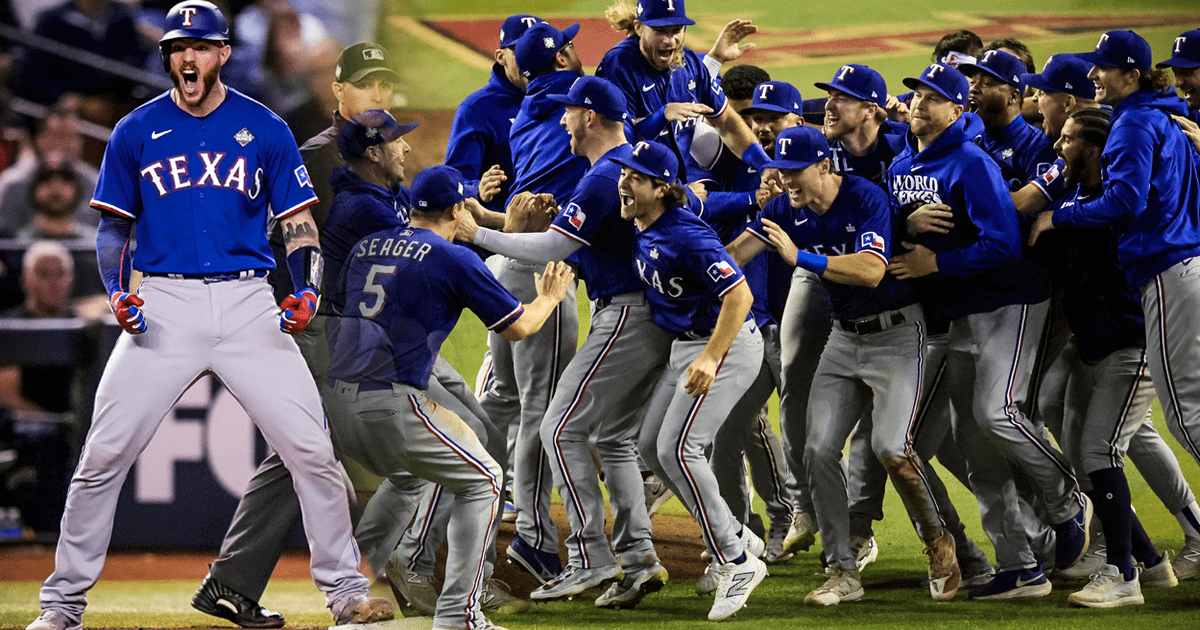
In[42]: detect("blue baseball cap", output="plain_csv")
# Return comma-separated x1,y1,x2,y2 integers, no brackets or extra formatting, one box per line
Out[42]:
337,109,418,160
959,49,1025,89
1158,29,1200,69
500,14,542,48
903,63,969,105
638,0,695,28
514,22,580,79
815,64,887,107
411,166,467,210
765,126,829,170
547,76,628,121
1021,54,1096,99
742,81,804,115
1076,30,1151,73
611,140,679,183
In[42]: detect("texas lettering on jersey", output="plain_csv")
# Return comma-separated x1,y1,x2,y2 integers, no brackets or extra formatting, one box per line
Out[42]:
635,256,685,298
140,152,269,198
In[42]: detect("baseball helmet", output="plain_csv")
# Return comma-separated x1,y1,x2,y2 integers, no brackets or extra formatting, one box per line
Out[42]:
158,1,230,72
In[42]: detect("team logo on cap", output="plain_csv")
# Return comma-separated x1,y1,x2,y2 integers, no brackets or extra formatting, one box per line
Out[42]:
778,137,792,156
180,7,198,26
1096,33,1109,48
363,48,384,61
234,128,254,146
584,97,593,104
926,64,946,80
837,65,854,81
757,84,774,100
632,141,650,156
365,127,378,139
1177,36,1187,54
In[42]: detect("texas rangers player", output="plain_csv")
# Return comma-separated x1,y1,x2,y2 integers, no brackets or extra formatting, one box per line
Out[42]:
457,76,673,606
1156,29,1200,123
324,165,574,630
616,140,767,621
1035,27,1200,538
26,4,393,630
728,125,960,604
888,62,1088,599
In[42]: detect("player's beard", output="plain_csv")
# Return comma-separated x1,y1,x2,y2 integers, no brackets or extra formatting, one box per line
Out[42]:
172,63,220,108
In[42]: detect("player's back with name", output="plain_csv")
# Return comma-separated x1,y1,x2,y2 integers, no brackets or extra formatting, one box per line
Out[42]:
353,231,432,263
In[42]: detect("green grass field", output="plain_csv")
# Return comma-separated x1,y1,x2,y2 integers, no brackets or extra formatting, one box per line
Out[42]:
5,0,1200,628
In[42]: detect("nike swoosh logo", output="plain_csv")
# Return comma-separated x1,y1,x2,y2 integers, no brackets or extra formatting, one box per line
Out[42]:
910,164,923,172
795,218,808,226
1015,576,1042,587
642,84,655,92
152,130,173,139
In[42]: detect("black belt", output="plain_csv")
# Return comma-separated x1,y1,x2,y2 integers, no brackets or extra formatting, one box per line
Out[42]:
144,269,269,283
326,379,395,393
838,310,906,335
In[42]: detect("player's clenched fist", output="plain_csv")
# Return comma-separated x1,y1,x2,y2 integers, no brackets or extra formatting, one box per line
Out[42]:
534,261,574,303
280,288,318,335
109,291,147,334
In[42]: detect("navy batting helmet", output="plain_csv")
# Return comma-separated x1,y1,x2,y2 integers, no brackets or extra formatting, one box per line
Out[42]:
159,1,229,71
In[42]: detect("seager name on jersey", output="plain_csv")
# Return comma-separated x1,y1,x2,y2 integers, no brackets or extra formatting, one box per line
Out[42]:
355,229,433,262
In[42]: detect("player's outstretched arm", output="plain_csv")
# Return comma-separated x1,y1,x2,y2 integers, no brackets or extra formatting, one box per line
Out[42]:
279,209,323,335
500,261,575,341
726,230,767,267
707,19,757,65
685,280,753,397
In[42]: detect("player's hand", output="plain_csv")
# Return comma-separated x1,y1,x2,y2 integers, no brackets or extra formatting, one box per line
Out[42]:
756,171,784,207
279,288,318,335
906,203,954,234
478,165,507,203
684,353,719,397
708,19,758,64
885,94,910,123
761,218,799,266
887,243,938,279
1173,114,1200,153
534,261,574,303
456,207,480,243
1029,210,1056,246
687,181,709,203
109,291,147,334
665,102,714,122
504,193,557,233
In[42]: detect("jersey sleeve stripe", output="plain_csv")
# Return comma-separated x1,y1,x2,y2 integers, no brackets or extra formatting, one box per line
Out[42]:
274,195,320,220
486,304,524,331
549,224,590,246
866,249,889,265
706,99,729,119
91,200,136,219
745,227,771,244
716,275,747,298
1030,179,1053,201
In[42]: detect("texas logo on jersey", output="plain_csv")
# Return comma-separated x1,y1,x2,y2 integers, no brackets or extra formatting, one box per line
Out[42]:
563,202,586,229
860,231,885,254
707,260,735,282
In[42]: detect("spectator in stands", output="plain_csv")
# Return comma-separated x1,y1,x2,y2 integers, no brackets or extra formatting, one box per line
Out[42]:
16,164,93,242
257,7,339,142
10,0,154,107
0,102,99,235
0,240,79,534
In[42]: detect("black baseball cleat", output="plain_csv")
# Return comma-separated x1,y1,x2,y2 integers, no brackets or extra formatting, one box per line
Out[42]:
192,573,285,628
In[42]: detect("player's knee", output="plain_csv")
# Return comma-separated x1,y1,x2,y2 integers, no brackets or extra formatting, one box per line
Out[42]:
74,443,134,483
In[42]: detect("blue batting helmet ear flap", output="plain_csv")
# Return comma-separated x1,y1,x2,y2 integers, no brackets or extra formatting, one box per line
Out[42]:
159,1,230,73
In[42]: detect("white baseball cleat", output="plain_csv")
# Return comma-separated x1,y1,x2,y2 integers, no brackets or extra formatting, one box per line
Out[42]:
26,611,80,630
783,512,818,554
696,559,720,595
852,535,878,572
1068,564,1143,608
530,564,621,600
1173,537,1200,581
1139,550,1179,588
804,565,864,606
707,553,768,621
740,527,766,559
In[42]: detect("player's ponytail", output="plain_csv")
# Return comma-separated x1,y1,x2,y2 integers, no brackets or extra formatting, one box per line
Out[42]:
662,182,689,208
1137,68,1172,93
605,0,638,37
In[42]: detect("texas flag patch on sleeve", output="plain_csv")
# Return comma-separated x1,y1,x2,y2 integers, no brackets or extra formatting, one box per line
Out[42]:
707,260,736,282
860,231,885,253
295,165,313,188
563,202,586,229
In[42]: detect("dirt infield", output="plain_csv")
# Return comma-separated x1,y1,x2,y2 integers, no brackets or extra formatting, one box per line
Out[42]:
1,507,708,587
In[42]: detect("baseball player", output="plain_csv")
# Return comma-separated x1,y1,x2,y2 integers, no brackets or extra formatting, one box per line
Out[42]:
457,76,674,606
728,124,960,604
1157,29,1200,124
480,20,583,588
27,4,394,630
323,164,574,630
1028,108,1173,607
1033,27,1200,565
615,140,767,621
888,62,1089,599
192,41,407,628
597,0,766,177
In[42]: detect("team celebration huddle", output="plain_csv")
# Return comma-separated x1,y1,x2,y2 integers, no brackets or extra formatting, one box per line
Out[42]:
22,0,1200,629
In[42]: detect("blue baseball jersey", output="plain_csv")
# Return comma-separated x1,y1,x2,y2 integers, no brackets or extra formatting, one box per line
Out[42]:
445,64,524,210
1052,89,1200,290
597,37,672,144
749,175,915,320
827,120,909,187
91,89,317,275
549,143,644,301
328,227,523,389
1030,157,1067,203
974,114,1056,191
322,166,411,315
888,115,1051,321
508,70,590,205
665,53,729,182
633,206,747,336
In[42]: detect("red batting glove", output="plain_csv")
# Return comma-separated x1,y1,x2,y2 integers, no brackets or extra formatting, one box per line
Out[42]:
110,291,147,334
280,288,318,335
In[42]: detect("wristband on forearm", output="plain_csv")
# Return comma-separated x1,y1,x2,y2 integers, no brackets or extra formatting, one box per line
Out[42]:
287,246,324,294
741,143,770,169
795,250,828,275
